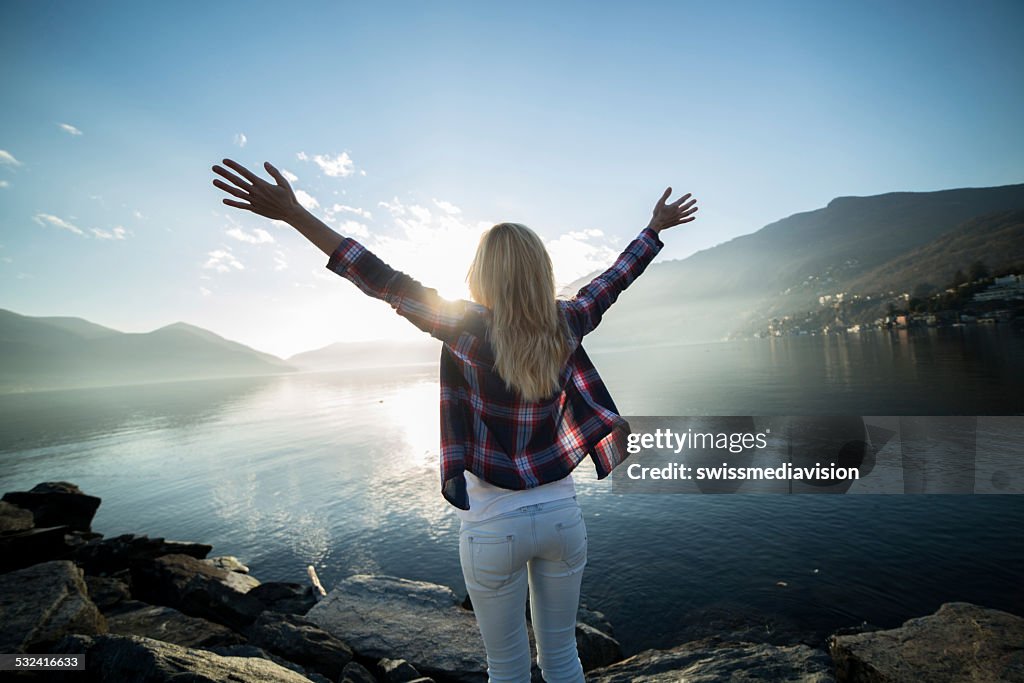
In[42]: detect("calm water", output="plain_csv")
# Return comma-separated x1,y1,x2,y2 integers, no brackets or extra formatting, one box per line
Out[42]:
1,328,1022,654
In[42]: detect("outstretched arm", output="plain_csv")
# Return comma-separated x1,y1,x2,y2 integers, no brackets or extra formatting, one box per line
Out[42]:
212,158,471,344
212,158,342,256
566,187,697,338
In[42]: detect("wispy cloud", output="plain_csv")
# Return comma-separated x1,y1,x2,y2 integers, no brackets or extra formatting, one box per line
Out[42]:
329,204,372,219
58,123,83,136
33,213,84,235
433,199,462,215
203,248,245,273
298,151,355,177
200,286,212,297
273,251,288,271
227,226,274,244
0,150,22,167
545,228,619,286
0,180,9,189
282,169,298,182
91,226,129,240
337,219,370,238
294,189,320,210
234,133,247,148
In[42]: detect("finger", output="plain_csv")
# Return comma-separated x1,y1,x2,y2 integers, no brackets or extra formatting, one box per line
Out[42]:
264,162,292,189
671,192,693,207
222,158,262,185
212,164,253,190
223,198,255,212
212,178,250,200
678,198,698,212
658,187,672,205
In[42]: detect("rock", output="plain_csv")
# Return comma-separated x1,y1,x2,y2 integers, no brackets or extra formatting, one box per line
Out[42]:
0,500,34,531
248,581,317,615
2,481,101,532
52,633,315,682
76,533,212,575
342,660,379,683
0,560,106,653
587,637,835,682
0,524,73,573
306,574,488,682
106,601,246,648
575,621,623,670
246,611,354,680
379,657,423,682
577,604,615,636
829,602,1024,683
204,555,250,573
130,553,264,631
85,575,131,612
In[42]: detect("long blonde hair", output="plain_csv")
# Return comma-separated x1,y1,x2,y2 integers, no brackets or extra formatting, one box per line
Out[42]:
467,223,569,402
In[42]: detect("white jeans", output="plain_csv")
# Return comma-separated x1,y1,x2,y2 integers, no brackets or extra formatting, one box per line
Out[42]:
459,497,587,683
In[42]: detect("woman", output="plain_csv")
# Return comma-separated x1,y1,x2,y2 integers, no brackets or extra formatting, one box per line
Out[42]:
212,158,697,682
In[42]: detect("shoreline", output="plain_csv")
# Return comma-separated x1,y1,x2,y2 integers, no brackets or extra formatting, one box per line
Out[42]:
1,482,1022,682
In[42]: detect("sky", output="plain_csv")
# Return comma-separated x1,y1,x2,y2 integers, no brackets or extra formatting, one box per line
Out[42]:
1,0,1022,358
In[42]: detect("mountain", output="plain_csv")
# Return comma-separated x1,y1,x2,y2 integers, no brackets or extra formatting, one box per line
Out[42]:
844,209,1024,295
0,310,294,393
288,338,441,371
576,183,1024,348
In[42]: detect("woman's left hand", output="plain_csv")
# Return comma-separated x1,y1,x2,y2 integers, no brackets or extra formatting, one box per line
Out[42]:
212,158,303,222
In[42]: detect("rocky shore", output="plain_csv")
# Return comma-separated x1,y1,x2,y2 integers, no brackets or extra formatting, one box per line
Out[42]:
1,482,1022,682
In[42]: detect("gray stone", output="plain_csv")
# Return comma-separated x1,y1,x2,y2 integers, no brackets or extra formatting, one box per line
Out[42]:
829,601,1024,682
130,553,264,631
85,575,131,612
0,500,33,531
575,621,622,671
107,602,245,648
246,610,354,680
342,660,379,683
248,581,317,615
0,559,106,653
587,637,835,683
203,555,250,573
2,481,101,531
306,574,488,682
76,533,212,575
207,643,312,676
379,657,423,681
53,633,314,682
0,524,73,572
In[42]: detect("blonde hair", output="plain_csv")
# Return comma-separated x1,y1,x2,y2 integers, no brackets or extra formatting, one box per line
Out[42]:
467,223,569,402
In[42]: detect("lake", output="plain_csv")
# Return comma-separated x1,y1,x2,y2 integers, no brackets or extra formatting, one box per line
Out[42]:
1,327,1022,654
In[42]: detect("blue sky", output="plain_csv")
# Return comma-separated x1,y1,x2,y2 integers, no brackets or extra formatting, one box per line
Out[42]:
2,1,1022,357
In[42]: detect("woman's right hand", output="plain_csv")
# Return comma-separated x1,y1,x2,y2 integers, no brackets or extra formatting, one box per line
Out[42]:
212,158,304,222
646,187,698,233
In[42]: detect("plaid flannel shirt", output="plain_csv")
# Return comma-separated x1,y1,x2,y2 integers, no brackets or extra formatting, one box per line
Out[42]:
326,226,664,509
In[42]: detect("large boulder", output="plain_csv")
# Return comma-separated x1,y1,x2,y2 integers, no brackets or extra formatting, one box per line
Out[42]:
0,524,73,573
246,610,354,680
248,581,318,615
575,621,622,670
130,553,264,631
85,575,132,612
106,601,246,648
76,533,212,575
53,633,315,683
829,602,1024,682
306,574,488,682
0,560,106,653
2,481,101,531
587,637,835,682
0,500,34,531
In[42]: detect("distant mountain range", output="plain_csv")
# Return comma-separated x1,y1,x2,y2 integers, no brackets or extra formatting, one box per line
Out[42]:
4,182,1023,392
573,183,1024,348
0,311,293,393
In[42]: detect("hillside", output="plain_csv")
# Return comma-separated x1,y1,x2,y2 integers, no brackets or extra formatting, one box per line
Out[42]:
576,183,1024,348
0,310,294,393
288,338,441,371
